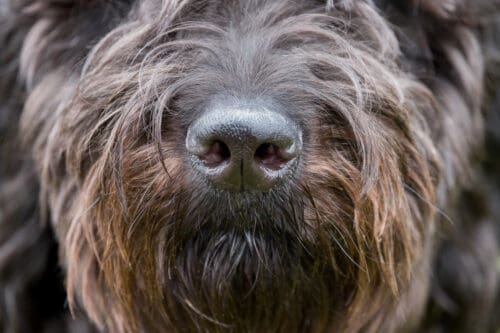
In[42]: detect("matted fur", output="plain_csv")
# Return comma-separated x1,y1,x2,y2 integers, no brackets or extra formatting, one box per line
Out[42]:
0,0,499,332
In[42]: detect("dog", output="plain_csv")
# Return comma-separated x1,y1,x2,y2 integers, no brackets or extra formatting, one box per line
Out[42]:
1,0,499,332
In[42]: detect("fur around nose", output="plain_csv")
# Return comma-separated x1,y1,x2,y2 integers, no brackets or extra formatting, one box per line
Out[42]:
186,106,302,191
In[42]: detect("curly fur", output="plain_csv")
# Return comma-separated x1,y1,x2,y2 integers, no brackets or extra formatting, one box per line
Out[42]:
1,0,499,332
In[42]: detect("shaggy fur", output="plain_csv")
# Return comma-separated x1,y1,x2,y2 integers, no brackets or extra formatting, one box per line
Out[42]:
0,0,499,332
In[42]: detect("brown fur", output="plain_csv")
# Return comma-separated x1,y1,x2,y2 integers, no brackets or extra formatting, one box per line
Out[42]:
1,0,499,332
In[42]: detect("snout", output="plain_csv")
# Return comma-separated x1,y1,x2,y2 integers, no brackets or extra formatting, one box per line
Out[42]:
186,105,302,191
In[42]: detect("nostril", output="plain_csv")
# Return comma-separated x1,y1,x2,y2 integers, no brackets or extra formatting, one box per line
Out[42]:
254,143,290,170
201,140,231,168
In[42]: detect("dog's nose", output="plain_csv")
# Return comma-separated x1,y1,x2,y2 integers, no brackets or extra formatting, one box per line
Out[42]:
186,107,302,191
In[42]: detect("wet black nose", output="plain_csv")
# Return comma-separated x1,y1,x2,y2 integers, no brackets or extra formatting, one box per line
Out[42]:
186,107,302,191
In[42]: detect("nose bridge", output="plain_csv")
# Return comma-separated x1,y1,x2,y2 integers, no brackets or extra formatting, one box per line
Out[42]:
186,104,302,192
196,107,297,147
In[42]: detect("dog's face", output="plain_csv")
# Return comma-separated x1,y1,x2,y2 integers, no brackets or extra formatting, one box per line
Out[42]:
20,0,441,332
